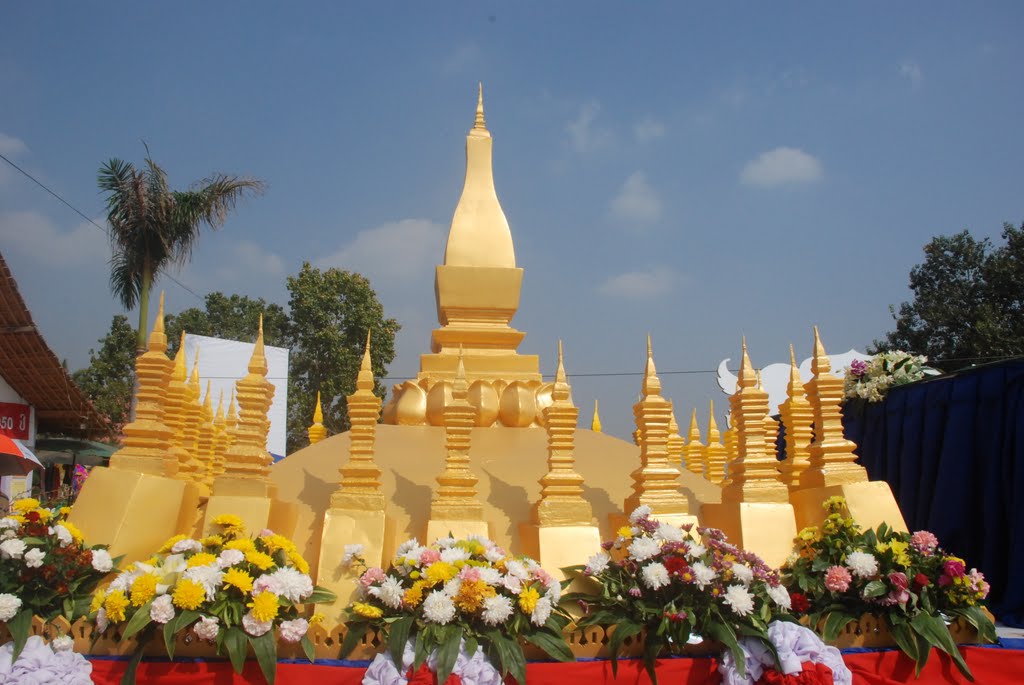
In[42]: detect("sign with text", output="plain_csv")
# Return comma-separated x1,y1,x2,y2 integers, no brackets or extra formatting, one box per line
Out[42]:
0,402,30,440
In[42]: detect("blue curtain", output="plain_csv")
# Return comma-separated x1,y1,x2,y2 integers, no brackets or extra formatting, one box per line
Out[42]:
842,360,1024,626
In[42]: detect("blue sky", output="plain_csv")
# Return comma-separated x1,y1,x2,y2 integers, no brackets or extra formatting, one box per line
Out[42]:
1,3,1022,440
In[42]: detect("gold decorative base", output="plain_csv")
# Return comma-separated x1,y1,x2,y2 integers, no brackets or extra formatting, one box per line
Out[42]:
518,523,602,583
68,467,193,564
201,494,296,538
699,501,797,568
317,508,395,621
425,518,491,544
790,481,907,533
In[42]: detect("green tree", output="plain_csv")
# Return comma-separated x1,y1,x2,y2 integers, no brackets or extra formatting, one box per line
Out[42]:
165,292,290,356
286,262,399,453
72,315,137,434
99,152,264,354
874,223,1024,371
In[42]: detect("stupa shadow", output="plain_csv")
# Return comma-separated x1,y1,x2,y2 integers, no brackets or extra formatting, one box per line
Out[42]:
391,469,433,542
484,469,529,548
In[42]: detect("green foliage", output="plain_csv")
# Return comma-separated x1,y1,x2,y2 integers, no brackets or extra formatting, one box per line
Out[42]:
165,292,290,355
72,314,137,434
874,222,1024,370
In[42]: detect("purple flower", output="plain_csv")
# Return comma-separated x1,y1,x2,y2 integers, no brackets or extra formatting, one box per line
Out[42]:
628,586,642,598
850,359,869,377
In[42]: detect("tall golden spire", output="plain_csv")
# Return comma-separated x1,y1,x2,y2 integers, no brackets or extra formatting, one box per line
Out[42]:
667,409,685,471
332,331,385,509
474,81,487,131
705,400,728,483
210,389,228,482
197,380,216,489
591,399,602,433
681,408,706,476
779,344,814,488
165,331,196,480
308,391,327,445
181,348,207,495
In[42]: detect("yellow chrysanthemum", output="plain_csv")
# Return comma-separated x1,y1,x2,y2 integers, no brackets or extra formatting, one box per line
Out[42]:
130,574,159,607
7,515,25,524
247,592,279,622
59,506,72,517
12,498,40,513
245,550,275,571
261,533,297,554
309,612,325,626
822,495,847,512
90,589,106,614
455,579,495,613
160,535,189,554
211,514,245,538
617,526,633,539
889,540,911,567
222,568,254,593
424,561,458,586
403,580,428,607
187,553,218,568
225,539,257,554
171,578,207,610
104,590,129,623
518,586,539,614
35,508,53,523
352,602,384,619
62,520,84,543
287,551,310,574
201,535,224,548
143,556,159,566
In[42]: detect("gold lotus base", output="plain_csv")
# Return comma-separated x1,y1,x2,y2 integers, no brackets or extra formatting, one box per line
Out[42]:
791,480,907,533
68,467,194,564
317,507,395,623
425,518,491,543
518,523,603,584
699,501,797,568
201,494,297,538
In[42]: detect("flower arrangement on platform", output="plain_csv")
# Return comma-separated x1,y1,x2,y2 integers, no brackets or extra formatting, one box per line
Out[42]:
340,535,573,685
780,497,995,680
843,352,931,403
0,498,116,659
87,515,336,685
566,506,794,682
718,621,852,685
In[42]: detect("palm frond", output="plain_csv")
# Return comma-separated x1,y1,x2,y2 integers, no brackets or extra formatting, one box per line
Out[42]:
167,176,265,265
108,249,143,310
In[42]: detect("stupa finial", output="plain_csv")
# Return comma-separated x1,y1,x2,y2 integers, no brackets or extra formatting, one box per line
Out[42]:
203,380,213,412
591,399,602,433
811,325,830,375
642,334,661,397
215,389,225,422
552,340,571,402
313,391,324,424
357,330,374,391
738,336,756,389
249,314,267,376
474,81,487,131
188,347,201,390
173,331,187,381
147,291,167,352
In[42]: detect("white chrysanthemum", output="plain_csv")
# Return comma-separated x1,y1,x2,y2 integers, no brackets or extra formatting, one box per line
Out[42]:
24,547,45,568
686,542,707,559
483,547,506,564
217,549,245,568
242,611,273,637
628,537,660,562
524,558,541,572
193,616,220,641
95,608,109,633
109,569,139,593
440,547,471,564
183,564,225,601
443,578,462,597
422,591,457,624
641,562,671,590
504,560,529,579
478,567,502,586
723,584,755,616
1,530,13,540
629,505,653,523
691,561,716,589
586,552,611,575
341,544,365,566
369,576,404,609
481,595,514,626
50,635,74,652
545,580,562,604
0,518,18,530
401,546,427,569
0,539,26,559
731,563,753,586
846,551,879,578
0,593,22,621
396,538,420,556
434,537,457,549
50,525,73,547
171,539,203,554
502,574,523,594
279,618,309,643
261,567,314,602
531,597,552,626
149,595,175,624
654,523,685,543
91,549,113,573
767,584,792,610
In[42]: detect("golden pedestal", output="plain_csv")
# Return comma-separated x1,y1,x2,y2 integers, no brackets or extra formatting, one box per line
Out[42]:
202,478,296,537
518,523,602,582
699,501,797,568
317,507,395,620
791,480,907,533
69,467,197,564
425,518,491,543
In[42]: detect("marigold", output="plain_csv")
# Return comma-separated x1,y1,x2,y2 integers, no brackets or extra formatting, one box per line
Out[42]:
309,612,325,626
424,561,458,586
287,551,310,574
12,498,40,513
248,591,279,622
518,586,540,614
90,590,106,614
130,574,158,607
35,509,53,523
222,568,254,593
245,550,275,571
62,521,84,543
404,580,428,607
455,579,495,613
211,514,245,530
261,534,297,554
160,535,189,554
59,507,72,517
352,602,384,619
104,590,129,623
225,539,257,554
187,553,218,568
172,578,207,610
201,535,224,548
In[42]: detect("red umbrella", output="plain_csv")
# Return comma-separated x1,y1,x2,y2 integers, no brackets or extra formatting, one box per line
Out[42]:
0,434,43,477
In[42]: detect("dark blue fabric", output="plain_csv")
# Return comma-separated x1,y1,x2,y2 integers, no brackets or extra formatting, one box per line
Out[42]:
842,360,1024,626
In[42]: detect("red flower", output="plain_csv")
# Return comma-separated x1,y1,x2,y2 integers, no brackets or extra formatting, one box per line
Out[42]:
913,573,931,589
664,555,689,576
789,591,810,614
26,511,40,523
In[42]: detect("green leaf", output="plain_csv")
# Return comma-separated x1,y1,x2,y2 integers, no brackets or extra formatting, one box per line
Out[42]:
464,635,478,659
414,629,431,671
435,626,463,684
223,626,248,674
121,639,147,685
301,634,315,663
339,622,368,659
163,620,178,660
388,615,414,669
306,586,338,605
7,608,33,662
862,580,888,599
822,610,855,641
955,606,998,644
524,629,574,662
889,622,920,666
122,601,155,641
248,630,278,685
705,622,745,678
911,612,973,681
607,622,641,676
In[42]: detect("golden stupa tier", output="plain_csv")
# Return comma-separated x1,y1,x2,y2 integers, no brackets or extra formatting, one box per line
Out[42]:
382,377,565,427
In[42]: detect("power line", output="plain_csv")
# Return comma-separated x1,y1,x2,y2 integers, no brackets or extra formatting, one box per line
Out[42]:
0,151,203,300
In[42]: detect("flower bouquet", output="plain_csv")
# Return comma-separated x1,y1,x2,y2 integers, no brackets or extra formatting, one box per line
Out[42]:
0,498,116,660
88,515,336,685
843,352,932,403
340,535,573,685
780,497,996,680
566,507,794,682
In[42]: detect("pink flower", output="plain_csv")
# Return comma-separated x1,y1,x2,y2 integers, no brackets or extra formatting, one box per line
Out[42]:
887,572,910,605
910,531,939,556
359,567,386,587
969,569,991,599
943,559,966,578
628,586,642,598
419,549,441,565
824,565,852,593
458,566,481,582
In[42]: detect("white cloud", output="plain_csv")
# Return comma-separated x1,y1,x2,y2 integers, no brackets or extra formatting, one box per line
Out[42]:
0,133,29,186
740,147,823,187
634,117,666,143
566,101,611,153
598,267,676,298
318,218,446,283
899,61,923,86
213,240,285,283
0,210,108,267
610,172,662,224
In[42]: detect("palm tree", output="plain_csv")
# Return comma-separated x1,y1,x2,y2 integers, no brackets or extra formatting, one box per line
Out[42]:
98,152,265,353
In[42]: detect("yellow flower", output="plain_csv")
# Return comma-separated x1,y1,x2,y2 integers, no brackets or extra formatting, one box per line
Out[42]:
143,556,159,566
172,578,207,610
518,586,539,614
352,602,384,619
222,568,254,593
309,612,325,626
822,495,847,512
455,579,495,613
261,534,297,554
59,506,72,517
409,570,421,580
130,574,158,607
424,561,458,586
90,589,106,614
797,527,819,542
187,553,218,568
248,592,279,622
404,581,428,607
104,590,129,623
617,526,633,539
889,540,911,567
35,508,53,523
7,515,25,524
201,535,224,548
12,498,40,513
287,551,310,574
62,521,84,543
245,551,275,571
212,514,244,529
225,539,256,554
160,535,189,554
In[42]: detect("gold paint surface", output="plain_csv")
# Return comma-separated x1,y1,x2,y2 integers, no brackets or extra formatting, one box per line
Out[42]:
791,481,908,533
317,508,393,622
700,501,798,568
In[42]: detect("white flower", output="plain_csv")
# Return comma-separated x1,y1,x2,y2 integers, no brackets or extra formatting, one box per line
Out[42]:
846,551,879,578
627,537,660,562
1,530,13,540
434,537,457,549
504,560,529,580
501,574,523,594
396,538,420,556
171,539,203,554
50,635,74,652
149,595,175,624
91,549,113,573
545,580,562,604
422,590,457,624
193,616,220,641
443,578,462,597
483,547,506,564
586,552,611,575
109,569,140,593
629,505,653,524
242,611,273,637
0,518,18,530
217,549,245,568
50,525,73,547
731,563,754,586
95,608,109,633
260,567,314,602
0,593,22,621
767,584,792,610
183,564,224,601
654,523,685,543
279,618,308,643
0,539,26,559
481,595,514,626
685,542,707,559
531,597,552,626
641,562,671,590
477,567,502,586
440,547,471,564
341,544,365,566
691,561,716,589
369,576,405,609
24,547,45,568
723,584,755,617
